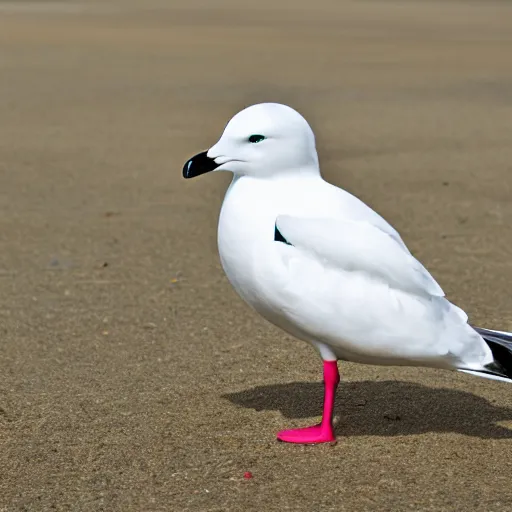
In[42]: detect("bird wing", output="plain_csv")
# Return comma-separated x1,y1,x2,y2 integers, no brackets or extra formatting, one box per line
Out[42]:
275,215,444,298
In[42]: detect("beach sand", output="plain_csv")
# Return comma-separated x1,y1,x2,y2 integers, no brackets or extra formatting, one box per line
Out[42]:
1,1,512,510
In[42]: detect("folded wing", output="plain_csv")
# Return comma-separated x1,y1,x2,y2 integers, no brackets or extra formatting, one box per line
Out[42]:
275,215,444,298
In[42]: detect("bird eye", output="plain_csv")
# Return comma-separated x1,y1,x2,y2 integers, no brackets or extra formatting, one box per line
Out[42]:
248,134,265,144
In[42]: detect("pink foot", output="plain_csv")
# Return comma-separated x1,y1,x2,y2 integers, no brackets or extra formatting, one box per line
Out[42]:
277,424,336,444
276,360,339,445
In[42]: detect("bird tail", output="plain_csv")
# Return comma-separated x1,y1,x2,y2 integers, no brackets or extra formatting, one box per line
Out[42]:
459,327,512,383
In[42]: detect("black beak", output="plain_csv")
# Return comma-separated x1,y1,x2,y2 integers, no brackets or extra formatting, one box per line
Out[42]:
183,151,219,179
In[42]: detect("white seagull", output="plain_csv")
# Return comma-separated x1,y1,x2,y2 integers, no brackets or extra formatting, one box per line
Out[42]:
183,103,512,444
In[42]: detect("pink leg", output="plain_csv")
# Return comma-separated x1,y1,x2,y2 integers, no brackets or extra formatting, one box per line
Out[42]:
277,360,340,444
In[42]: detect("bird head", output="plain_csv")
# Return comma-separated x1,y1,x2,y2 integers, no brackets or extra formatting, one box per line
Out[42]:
183,103,320,179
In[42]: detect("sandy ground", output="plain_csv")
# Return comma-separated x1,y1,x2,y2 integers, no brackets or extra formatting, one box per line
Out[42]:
1,0,512,510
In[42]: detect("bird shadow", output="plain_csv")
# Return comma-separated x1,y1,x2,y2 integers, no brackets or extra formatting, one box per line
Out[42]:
222,380,512,439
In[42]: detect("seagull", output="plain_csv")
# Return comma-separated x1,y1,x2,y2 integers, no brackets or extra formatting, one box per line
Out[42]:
183,103,512,444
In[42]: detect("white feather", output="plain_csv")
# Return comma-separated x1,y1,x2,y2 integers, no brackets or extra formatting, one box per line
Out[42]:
276,215,444,298
203,103,497,375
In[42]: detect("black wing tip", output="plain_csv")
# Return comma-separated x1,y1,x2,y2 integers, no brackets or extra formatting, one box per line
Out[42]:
474,326,512,342
274,224,292,246
475,326,512,380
